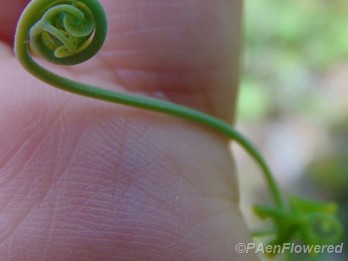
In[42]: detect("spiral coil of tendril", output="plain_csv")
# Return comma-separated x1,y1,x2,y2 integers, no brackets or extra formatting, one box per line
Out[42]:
16,0,107,65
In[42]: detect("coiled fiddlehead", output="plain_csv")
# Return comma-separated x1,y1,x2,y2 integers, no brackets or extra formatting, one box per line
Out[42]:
17,0,106,65
14,0,343,258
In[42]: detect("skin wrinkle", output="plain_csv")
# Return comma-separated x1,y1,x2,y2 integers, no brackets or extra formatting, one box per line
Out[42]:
41,103,226,213
0,96,136,258
116,123,175,209
176,130,235,198
39,126,90,260
130,175,185,223
127,122,205,198
5,236,13,261
0,194,39,248
0,133,32,176
63,182,116,219
98,120,242,256
0,88,39,175
8,101,67,175
163,203,232,252
0,108,69,194
2,62,77,178
132,187,177,218
195,227,246,260
68,184,120,220
173,209,240,260
136,169,239,256
55,128,84,181
38,121,78,182
41,188,60,261
68,118,231,258
36,114,158,236
3,93,74,162
181,239,227,260
75,114,143,216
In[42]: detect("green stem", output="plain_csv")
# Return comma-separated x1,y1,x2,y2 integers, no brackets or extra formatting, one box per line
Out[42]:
15,0,285,211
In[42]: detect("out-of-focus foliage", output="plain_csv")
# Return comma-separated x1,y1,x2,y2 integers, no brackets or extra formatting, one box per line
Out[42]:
238,0,348,121
238,0,348,260
306,121,348,200
245,0,348,68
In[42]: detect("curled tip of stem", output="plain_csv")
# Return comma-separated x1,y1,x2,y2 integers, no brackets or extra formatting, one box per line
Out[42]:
15,0,107,65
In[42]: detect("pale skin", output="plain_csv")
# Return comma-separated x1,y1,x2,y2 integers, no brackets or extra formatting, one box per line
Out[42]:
0,0,258,260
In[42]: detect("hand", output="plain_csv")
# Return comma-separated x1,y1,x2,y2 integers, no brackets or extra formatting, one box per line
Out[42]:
0,0,257,260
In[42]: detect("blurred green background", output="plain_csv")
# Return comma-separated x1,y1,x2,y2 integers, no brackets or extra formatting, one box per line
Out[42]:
236,0,348,260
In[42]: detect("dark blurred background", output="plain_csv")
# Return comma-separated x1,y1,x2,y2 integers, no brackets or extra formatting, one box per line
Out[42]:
235,0,348,260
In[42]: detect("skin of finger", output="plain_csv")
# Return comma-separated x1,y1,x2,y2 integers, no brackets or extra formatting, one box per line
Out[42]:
0,56,256,260
0,0,28,45
94,0,241,122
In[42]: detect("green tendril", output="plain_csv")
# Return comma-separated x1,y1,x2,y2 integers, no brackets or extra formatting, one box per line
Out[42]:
17,0,106,65
14,0,343,258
